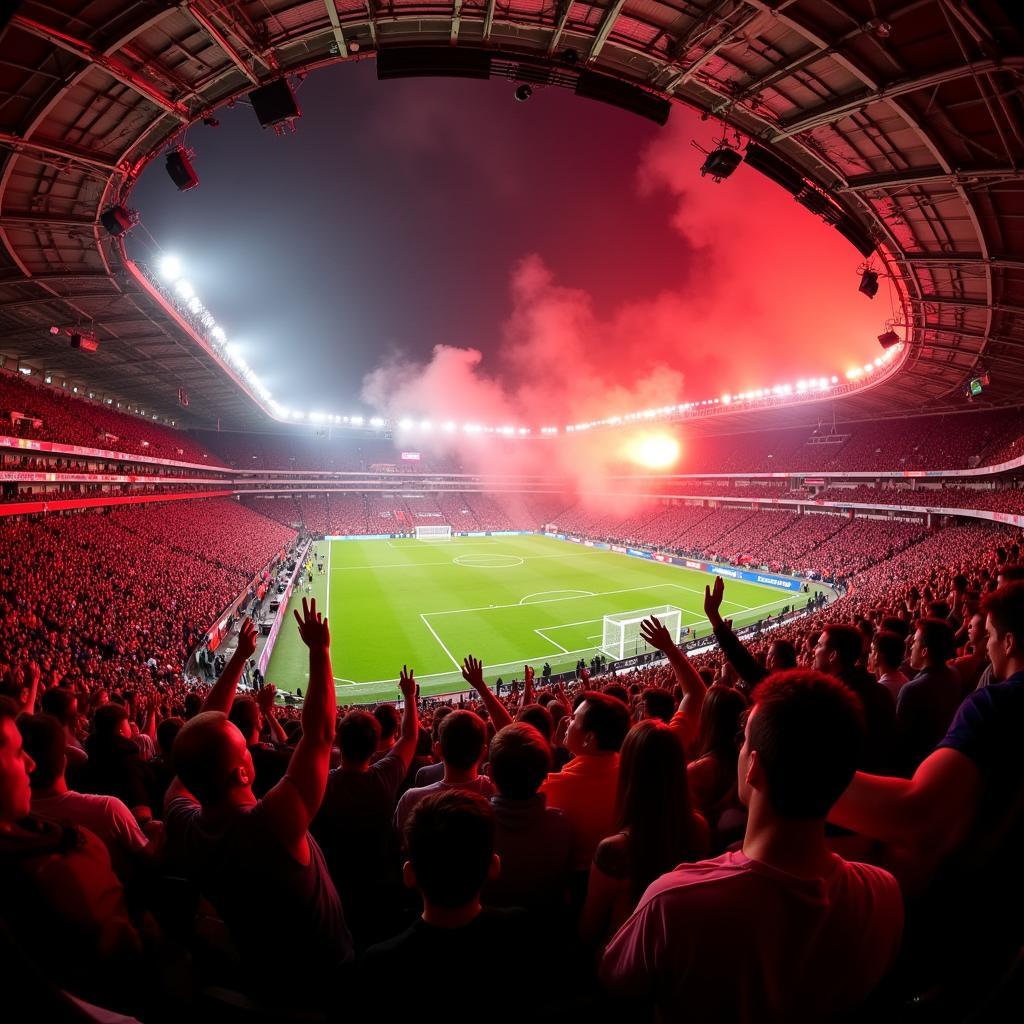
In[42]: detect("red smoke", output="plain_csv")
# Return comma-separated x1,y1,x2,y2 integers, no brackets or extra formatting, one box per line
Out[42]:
361,109,885,486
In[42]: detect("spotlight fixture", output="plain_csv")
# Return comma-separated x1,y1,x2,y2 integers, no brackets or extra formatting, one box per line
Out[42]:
349,39,360,53
514,84,532,102
859,269,880,298
700,146,742,182
202,115,220,127
69,330,99,352
877,330,901,349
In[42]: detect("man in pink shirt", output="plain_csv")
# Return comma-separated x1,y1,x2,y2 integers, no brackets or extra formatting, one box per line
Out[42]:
601,670,903,1023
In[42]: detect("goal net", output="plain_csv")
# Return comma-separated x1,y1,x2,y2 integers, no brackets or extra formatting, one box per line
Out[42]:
415,524,452,541
601,605,684,661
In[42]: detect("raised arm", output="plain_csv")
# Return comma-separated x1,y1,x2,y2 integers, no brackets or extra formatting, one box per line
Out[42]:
389,666,420,769
201,619,258,714
256,683,289,745
262,598,337,862
640,615,707,716
462,655,513,731
704,578,765,686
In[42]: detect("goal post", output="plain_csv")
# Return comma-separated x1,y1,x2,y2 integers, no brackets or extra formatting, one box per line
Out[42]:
415,524,452,540
601,605,684,661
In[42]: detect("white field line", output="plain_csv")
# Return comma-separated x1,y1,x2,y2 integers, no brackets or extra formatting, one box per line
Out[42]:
519,589,595,604
419,612,461,670
325,540,332,622
329,551,589,572
534,628,570,654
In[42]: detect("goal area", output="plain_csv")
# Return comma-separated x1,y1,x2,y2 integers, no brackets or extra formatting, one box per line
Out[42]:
601,605,683,661
415,524,452,541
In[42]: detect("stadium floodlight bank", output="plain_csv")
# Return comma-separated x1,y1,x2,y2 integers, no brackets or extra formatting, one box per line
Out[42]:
415,524,452,540
601,605,683,661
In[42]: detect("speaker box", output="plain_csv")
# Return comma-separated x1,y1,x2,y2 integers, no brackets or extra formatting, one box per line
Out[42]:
249,79,301,128
99,206,133,236
70,332,99,352
574,71,671,126
165,149,199,191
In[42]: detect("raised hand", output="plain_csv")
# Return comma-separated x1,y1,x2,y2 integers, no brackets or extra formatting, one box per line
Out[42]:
640,615,676,654
461,655,487,693
293,597,330,650
256,682,277,714
704,576,726,626
236,617,259,661
399,665,417,702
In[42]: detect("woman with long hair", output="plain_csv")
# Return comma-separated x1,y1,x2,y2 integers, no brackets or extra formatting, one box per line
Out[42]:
579,719,708,946
686,683,748,817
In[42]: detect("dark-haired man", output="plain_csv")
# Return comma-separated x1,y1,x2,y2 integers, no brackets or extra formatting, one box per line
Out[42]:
394,707,495,834
602,671,903,1022
361,792,539,1023
313,666,418,948
541,690,630,872
814,623,895,772
165,609,351,1004
895,618,962,774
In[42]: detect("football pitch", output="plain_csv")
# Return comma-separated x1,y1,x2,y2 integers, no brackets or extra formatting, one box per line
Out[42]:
265,534,806,704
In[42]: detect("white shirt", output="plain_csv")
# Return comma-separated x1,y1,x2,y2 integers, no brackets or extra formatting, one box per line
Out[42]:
32,789,148,858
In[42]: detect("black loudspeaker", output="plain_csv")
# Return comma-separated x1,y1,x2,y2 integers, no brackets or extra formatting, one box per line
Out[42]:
743,143,805,196
377,46,491,80
165,148,199,191
574,71,671,126
249,79,301,128
99,206,133,236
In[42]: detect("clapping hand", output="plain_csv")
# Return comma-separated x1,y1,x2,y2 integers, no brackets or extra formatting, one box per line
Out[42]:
256,682,277,715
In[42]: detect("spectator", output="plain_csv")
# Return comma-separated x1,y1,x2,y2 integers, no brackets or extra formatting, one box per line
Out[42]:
951,611,989,695
20,713,150,883
0,697,143,1009
484,722,571,915
640,687,676,723
371,703,401,763
686,683,748,819
313,666,419,949
164,608,351,1005
413,705,452,787
360,792,539,1023
80,703,153,823
580,720,709,947
869,629,909,702
895,618,963,775
227,685,290,798
39,687,87,772
601,671,904,1022
394,706,495,835
814,624,895,773
541,690,630,873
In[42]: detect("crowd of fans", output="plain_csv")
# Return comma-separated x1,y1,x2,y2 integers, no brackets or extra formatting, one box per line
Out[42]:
2,500,1023,1021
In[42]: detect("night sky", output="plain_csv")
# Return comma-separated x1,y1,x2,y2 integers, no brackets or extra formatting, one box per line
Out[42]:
129,59,887,426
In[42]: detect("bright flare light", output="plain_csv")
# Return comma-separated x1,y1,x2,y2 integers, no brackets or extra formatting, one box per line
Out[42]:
159,255,182,281
628,433,681,470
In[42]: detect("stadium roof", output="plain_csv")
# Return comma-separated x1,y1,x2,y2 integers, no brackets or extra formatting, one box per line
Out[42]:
0,1,1022,432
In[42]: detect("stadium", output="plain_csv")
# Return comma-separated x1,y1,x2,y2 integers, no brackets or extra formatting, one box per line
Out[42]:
0,1,1022,1021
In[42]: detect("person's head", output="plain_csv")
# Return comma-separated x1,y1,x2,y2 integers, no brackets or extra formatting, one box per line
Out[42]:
17,714,66,790
183,693,203,720
0,697,34,825
813,625,864,675
373,705,401,747
603,683,628,704
869,630,906,676
228,697,262,745
172,711,254,807
438,710,487,772
616,720,699,895
880,616,910,639
40,688,77,726
641,688,675,724
515,703,553,743
997,564,1024,588
488,723,551,800
909,618,956,672
564,692,631,757
403,791,498,909
983,582,1024,681
156,716,183,757
93,702,131,741
694,684,748,764
966,611,986,650
738,670,864,820
766,639,797,673
337,710,381,766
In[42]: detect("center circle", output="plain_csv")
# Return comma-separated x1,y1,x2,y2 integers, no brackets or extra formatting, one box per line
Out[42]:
453,553,525,568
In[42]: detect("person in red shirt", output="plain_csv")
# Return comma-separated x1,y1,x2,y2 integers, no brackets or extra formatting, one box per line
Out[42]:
601,670,903,1023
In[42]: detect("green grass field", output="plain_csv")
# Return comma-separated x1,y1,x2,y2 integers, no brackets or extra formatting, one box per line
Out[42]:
265,534,808,704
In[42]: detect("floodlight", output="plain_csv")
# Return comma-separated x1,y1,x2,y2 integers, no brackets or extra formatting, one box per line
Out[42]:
515,84,532,102
877,330,901,349
159,255,182,281
174,279,194,300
